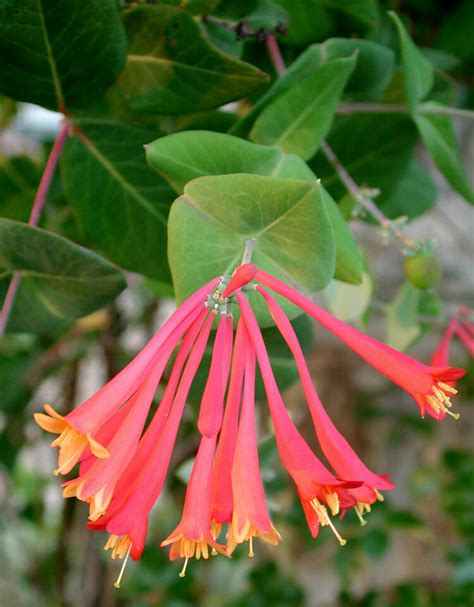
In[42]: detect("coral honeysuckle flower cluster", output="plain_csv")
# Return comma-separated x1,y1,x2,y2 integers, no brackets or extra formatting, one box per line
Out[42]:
35,260,466,586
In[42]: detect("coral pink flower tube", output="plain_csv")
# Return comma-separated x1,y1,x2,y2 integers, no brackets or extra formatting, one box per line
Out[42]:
254,269,465,419
67,278,219,433
257,285,394,503
235,291,351,499
92,314,216,559
198,311,233,437
228,328,280,555
211,319,246,525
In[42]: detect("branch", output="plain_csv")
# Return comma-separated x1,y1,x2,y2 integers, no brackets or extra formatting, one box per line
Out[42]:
337,102,474,121
0,120,71,338
319,141,416,250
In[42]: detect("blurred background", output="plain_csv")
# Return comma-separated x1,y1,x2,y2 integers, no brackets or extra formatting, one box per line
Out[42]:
1,1,474,606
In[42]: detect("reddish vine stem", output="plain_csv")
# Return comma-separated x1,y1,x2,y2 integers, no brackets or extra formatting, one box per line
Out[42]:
0,120,71,338
266,34,286,76
264,36,417,251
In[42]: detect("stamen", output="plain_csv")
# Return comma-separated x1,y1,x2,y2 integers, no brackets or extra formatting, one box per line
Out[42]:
445,409,460,420
354,507,367,526
179,558,189,578
113,544,131,589
437,382,457,395
374,489,384,502
426,395,442,414
248,536,254,558
325,491,340,516
310,499,347,546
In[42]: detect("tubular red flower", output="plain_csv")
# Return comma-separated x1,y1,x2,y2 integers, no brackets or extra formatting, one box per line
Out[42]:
254,269,465,420
91,312,215,561
431,317,459,367
161,435,227,576
198,311,233,437
236,290,355,545
227,326,280,556
62,357,166,521
34,280,218,472
257,285,394,513
210,319,246,527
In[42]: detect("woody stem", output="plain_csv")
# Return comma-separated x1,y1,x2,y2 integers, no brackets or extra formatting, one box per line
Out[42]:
319,141,416,250
0,120,71,337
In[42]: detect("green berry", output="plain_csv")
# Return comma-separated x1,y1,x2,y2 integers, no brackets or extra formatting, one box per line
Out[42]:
404,250,442,290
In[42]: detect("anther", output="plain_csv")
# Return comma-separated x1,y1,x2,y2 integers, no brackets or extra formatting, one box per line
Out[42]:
248,536,255,558
374,489,384,502
437,382,457,395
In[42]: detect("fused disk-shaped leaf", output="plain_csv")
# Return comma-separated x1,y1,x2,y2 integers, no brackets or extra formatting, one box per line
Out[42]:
0,219,126,334
389,11,434,113
146,130,314,193
251,55,356,159
0,0,127,111
149,130,363,285
118,5,268,115
414,105,474,205
168,174,336,326
62,120,176,282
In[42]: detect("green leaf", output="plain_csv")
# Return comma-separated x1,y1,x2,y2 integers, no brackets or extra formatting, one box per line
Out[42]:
385,282,421,351
0,0,127,111
274,0,336,46
388,11,434,113
148,130,362,284
0,155,41,222
246,0,288,31
378,159,437,220
324,273,372,322
0,219,126,334
118,5,268,116
168,174,336,325
251,55,356,159
414,105,474,204
146,130,313,192
231,39,395,137
322,0,378,29
311,114,419,214
322,189,363,284
62,119,176,282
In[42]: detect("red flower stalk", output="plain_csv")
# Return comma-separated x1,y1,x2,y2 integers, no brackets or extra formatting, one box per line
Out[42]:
227,326,281,556
236,290,355,545
254,268,465,420
257,286,394,519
